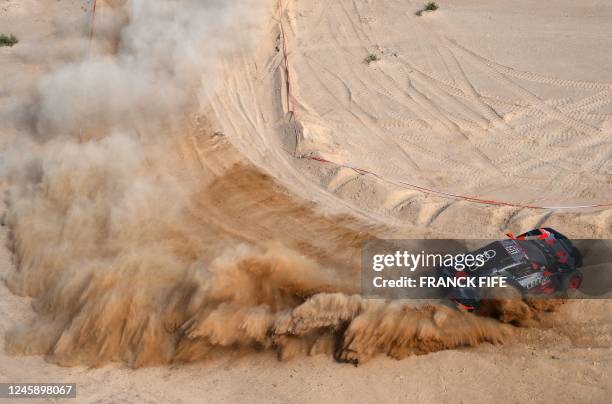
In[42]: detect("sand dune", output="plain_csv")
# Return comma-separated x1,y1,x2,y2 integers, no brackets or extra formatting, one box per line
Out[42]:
210,0,611,238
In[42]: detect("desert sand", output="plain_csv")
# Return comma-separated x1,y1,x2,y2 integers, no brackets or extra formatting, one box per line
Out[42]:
0,0,610,403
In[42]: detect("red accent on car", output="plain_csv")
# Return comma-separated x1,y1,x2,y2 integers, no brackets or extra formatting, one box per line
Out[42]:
568,276,581,289
452,299,475,311
538,229,550,239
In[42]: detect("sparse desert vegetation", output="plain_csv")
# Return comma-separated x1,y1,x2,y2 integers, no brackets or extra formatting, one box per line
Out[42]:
364,53,380,65
0,34,18,47
425,2,439,11
416,2,439,16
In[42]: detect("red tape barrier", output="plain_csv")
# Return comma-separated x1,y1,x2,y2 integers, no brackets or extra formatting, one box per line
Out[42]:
304,155,612,210
90,0,98,41
278,0,296,121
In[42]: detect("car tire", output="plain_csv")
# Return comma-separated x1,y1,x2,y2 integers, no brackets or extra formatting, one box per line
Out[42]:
561,271,583,297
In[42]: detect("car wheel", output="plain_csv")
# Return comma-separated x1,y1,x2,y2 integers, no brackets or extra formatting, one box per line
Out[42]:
561,271,583,296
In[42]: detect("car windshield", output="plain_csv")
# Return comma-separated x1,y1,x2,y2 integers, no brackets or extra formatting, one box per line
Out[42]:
517,240,548,266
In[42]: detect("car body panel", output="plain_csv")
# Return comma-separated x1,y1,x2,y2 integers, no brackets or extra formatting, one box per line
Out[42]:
437,228,583,309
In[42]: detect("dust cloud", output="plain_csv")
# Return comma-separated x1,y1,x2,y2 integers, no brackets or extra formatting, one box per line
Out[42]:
2,0,520,367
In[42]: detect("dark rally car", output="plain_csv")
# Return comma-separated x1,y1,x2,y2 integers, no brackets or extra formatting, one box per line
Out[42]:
438,228,583,310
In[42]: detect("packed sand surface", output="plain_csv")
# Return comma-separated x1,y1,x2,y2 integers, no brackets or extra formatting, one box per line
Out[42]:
0,0,610,403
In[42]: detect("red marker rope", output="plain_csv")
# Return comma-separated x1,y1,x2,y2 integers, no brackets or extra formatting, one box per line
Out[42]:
278,0,296,120
90,0,98,41
303,155,612,210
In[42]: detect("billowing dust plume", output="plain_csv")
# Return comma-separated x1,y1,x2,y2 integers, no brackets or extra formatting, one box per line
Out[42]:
2,0,515,367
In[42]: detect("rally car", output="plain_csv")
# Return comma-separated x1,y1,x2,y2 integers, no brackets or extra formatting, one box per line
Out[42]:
437,228,583,311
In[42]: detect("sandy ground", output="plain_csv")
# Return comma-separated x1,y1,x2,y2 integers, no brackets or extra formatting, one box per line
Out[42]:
0,0,611,403
210,0,612,237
